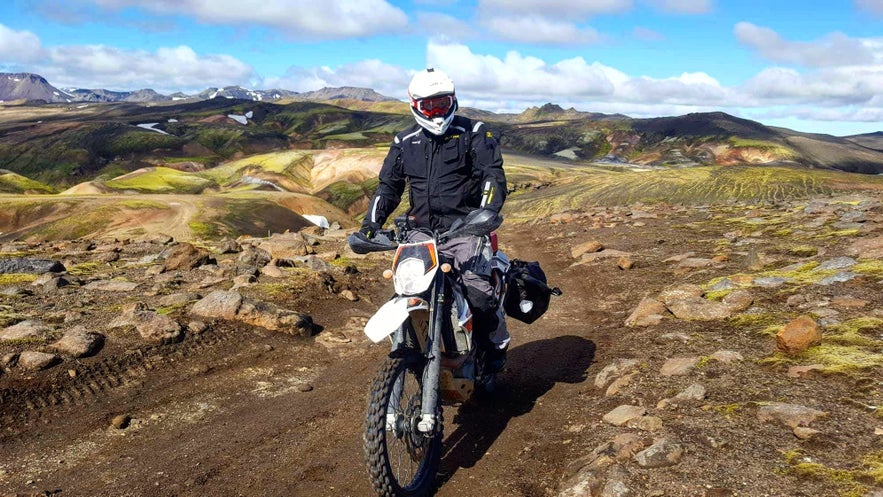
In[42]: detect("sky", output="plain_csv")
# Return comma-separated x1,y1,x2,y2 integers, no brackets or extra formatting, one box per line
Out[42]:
0,0,882,136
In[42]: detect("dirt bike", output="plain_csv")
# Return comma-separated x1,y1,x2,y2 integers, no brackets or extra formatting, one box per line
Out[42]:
348,209,508,497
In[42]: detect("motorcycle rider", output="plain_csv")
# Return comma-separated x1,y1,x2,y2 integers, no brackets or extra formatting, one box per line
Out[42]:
358,68,510,372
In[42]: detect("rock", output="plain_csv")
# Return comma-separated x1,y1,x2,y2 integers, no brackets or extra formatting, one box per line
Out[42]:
0,258,65,274
0,286,31,297
776,316,821,355
602,405,647,426
676,257,715,270
2,352,19,368
814,256,857,271
217,239,242,254
571,240,604,258
111,414,131,429
95,251,120,263
84,280,140,292
594,359,639,389
612,433,647,461
256,233,313,259
617,256,634,270
39,275,73,293
710,350,743,364
300,255,332,272
786,364,826,378
162,243,214,271
846,235,883,259
191,290,314,337
722,290,753,312
340,289,359,302
756,402,827,428
578,249,632,263
606,373,637,397
753,276,791,288
818,272,858,286
786,294,807,307
0,320,50,341
187,321,209,334
663,252,695,263
658,284,704,305
660,356,700,376
676,383,707,401
297,383,314,393
831,296,869,308
626,416,663,432
238,247,273,267
793,427,820,440
110,305,183,344
158,292,201,307
666,297,734,321
232,274,255,288
634,438,684,468
601,474,631,497
18,351,61,371
625,298,667,327
260,264,285,278
49,327,104,357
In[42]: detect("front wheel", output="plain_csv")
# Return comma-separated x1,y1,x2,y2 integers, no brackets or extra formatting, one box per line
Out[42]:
364,353,442,497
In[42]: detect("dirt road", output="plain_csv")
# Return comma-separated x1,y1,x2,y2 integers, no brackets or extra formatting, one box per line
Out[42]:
3,200,882,497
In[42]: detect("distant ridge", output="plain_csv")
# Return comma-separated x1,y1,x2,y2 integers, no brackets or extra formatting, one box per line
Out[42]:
0,72,396,105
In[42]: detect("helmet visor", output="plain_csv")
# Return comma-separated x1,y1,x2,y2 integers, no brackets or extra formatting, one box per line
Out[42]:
415,94,454,118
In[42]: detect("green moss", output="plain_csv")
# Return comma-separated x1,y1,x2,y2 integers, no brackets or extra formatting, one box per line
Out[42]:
119,200,170,209
703,402,743,419
704,289,732,301
189,221,223,239
787,245,819,257
0,172,56,194
0,273,38,285
853,260,883,278
729,312,784,330
67,262,102,276
762,344,883,373
105,167,215,193
784,449,883,496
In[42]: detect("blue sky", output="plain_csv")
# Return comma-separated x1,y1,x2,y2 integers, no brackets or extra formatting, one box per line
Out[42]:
1,0,882,136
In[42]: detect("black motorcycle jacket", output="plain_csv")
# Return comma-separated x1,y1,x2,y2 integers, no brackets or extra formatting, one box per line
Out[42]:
362,115,506,233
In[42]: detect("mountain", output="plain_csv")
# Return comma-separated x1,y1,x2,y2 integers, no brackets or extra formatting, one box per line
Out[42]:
0,73,396,105
846,131,883,152
0,73,73,103
294,87,396,102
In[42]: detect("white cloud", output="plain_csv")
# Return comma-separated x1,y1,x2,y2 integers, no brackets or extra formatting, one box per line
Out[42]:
856,0,883,14
735,22,878,67
0,24,44,63
478,0,634,17
645,0,713,14
44,45,253,91
483,16,600,45
417,12,478,42
87,0,408,38
263,59,412,96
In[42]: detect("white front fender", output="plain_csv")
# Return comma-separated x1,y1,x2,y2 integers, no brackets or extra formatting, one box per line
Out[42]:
364,297,410,343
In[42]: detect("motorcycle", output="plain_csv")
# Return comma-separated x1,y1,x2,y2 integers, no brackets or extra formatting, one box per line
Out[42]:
348,209,508,497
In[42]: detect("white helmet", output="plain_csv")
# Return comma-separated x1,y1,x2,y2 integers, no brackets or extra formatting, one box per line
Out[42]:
408,68,458,135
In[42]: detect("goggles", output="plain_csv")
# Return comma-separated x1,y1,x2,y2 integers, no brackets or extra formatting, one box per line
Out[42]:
414,94,454,118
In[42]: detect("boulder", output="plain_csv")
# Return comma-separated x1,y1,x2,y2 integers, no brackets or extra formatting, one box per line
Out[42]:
571,240,604,258
255,233,313,260
666,297,733,321
594,359,639,389
625,298,667,327
660,356,700,376
602,405,647,426
0,320,50,341
84,280,140,292
658,284,704,305
49,327,105,357
756,402,827,429
0,258,65,274
634,438,684,468
162,243,214,271
191,290,314,337
109,303,183,344
722,290,753,312
18,351,61,371
776,316,821,355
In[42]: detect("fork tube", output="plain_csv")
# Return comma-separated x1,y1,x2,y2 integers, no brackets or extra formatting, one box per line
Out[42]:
421,271,444,424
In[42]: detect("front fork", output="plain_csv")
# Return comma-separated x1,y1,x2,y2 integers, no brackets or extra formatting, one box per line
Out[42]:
417,270,444,434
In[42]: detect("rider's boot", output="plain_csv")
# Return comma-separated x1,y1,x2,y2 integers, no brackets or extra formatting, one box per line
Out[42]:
485,344,507,374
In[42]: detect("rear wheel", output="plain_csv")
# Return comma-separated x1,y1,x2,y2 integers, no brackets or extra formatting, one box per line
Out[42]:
364,352,442,497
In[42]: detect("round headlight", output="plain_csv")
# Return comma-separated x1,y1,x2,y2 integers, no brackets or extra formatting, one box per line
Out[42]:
394,258,427,295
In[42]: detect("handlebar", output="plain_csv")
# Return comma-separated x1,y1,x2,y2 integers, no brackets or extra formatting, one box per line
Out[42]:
348,209,503,254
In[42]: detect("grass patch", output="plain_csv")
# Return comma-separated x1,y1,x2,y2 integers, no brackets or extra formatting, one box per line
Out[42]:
853,260,883,278
729,312,784,330
119,200,170,210
0,172,56,194
785,449,883,497
0,273,38,285
105,167,215,193
761,343,883,374
189,221,224,239
67,262,102,276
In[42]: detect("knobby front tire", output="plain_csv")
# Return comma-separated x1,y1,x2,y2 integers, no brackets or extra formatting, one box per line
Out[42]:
364,353,442,497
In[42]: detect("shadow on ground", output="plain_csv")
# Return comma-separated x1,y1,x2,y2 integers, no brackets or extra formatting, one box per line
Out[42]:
438,335,596,485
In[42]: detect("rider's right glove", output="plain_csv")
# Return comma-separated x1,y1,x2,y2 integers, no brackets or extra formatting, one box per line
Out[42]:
359,222,380,239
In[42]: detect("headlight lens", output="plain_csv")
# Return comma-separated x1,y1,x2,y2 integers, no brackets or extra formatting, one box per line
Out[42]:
394,258,428,295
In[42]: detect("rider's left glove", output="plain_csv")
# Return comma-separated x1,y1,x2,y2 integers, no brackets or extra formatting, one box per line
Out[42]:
359,222,380,239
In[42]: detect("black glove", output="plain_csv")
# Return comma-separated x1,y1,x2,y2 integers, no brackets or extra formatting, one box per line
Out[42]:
360,222,380,239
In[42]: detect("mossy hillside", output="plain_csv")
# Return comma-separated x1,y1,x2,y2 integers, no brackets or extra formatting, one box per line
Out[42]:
318,177,379,213
505,165,877,218
0,172,56,194
104,167,215,194
728,137,798,159
200,150,313,189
